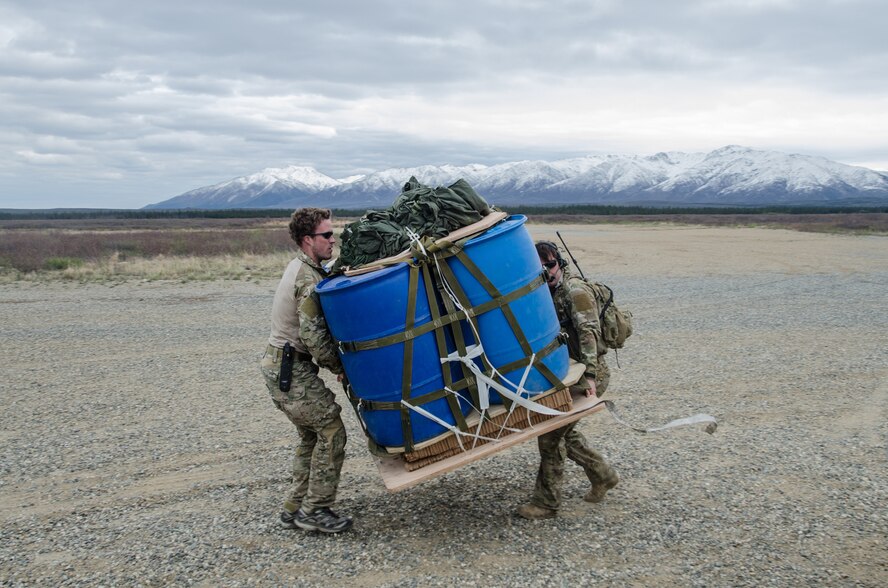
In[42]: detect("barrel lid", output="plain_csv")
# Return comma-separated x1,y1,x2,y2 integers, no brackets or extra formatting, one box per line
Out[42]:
462,214,526,247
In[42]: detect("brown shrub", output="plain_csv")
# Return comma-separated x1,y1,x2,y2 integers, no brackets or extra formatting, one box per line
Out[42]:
0,228,295,272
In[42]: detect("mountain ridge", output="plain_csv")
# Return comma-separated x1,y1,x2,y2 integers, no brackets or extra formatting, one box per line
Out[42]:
145,146,888,209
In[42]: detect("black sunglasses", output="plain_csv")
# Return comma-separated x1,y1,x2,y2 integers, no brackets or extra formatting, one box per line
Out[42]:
542,260,559,269
309,231,334,240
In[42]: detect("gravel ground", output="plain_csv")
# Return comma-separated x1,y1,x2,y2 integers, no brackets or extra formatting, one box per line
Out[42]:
1,224,886,587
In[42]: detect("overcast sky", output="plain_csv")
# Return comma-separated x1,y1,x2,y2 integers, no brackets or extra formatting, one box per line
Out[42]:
1,0,886,209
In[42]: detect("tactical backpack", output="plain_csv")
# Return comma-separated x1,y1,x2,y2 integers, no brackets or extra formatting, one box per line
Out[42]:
587,281,633,349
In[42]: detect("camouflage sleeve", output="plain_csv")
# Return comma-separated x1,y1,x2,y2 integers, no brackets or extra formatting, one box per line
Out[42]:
297,288,345,375
567,281,603,377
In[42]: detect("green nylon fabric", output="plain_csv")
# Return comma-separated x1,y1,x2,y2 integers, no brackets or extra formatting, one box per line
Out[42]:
337,177,493,269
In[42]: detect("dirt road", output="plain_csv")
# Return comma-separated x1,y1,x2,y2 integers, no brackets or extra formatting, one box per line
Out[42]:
1,224,886,586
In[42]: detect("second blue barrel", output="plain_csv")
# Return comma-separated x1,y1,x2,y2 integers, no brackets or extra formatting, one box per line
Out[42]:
444,214,568,401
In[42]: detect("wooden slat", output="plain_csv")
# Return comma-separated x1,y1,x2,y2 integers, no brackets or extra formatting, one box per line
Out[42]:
342,211,509,276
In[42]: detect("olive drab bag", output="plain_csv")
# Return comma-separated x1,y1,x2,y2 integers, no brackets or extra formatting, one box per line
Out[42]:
588,281,633,349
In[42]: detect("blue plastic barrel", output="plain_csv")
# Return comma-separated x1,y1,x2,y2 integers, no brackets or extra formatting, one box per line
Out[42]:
315,263,471,448
444,215,568,401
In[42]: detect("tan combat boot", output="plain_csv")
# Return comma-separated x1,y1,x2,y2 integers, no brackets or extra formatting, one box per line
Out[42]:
584,471,619,503
516,503,557,520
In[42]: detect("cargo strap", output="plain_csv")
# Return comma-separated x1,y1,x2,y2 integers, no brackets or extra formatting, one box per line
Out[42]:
399,398,500,452
487,335,565,384
398,264,420,449
336,273,547,353
420,262,469,434
354,377,476,412
394,261,475,452
340,377,370,439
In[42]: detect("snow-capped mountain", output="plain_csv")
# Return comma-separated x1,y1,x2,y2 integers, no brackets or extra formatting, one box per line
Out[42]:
145,146,888,209
147,165,341,209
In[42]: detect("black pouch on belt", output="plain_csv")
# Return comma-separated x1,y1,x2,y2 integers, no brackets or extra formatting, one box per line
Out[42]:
279,342,295,392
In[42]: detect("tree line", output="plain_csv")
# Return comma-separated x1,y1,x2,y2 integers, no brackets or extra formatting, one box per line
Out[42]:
3,204,887,221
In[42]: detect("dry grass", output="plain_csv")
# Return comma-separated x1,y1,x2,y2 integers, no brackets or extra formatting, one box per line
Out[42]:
528,212,888,234
1,214,883,283
0,251,298,283
0,220,302,281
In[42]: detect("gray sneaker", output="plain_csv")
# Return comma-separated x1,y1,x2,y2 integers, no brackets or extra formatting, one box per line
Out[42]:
280,509,300,529
293,507,353,534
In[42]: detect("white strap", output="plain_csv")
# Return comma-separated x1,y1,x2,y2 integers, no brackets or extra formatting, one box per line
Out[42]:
400,399,500,451
444,352,565,417
405,226,427,257
592,399,718,435
441,344,563,417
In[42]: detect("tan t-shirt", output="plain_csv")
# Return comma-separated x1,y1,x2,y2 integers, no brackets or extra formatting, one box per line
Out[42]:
268,251,324,353
267,257,309,353
266,250,344,375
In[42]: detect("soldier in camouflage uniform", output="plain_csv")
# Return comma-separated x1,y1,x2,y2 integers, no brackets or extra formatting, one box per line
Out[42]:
259,207,353,533
516,241,619,520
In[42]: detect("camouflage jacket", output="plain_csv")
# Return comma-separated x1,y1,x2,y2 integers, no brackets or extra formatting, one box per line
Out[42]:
550,266,605,378
268,248,343,375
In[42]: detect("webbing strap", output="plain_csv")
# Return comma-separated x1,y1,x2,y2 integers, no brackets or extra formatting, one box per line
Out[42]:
597,282,615,323
399,265,419,452
431,261,481,409
421,262,468,433
399,400,502,451
435,254,503,409
356,383,469,412
492,335,566,391
340,378,370,438
434,257,492,408
337,273,546,353
452,250,532,360
442,346,565,417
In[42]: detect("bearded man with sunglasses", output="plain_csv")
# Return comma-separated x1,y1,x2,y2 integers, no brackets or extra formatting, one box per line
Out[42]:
259,207,353,533
515,241,619,520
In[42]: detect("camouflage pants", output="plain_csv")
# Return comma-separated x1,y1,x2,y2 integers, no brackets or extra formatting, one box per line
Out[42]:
531,422,617,510
260,345,346,513
531,357,615,510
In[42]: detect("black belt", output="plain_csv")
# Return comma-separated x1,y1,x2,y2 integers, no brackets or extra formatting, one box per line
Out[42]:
266,344,313,363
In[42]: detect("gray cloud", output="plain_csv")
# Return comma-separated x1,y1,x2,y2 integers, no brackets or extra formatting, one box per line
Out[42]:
1,0,886,208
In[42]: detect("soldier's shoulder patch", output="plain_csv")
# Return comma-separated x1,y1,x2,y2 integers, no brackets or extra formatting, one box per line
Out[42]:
569,283,596,313
299,291,322,318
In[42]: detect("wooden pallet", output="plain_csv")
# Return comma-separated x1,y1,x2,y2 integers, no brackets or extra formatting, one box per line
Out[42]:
375,365,607,492
380,361,586,455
